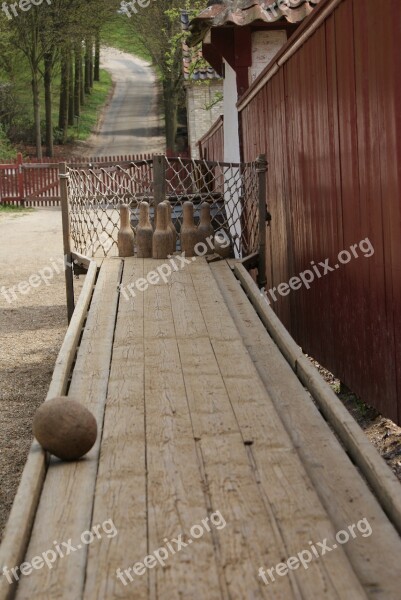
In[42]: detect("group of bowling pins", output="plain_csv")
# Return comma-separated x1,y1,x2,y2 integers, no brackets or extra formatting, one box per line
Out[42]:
118,199,219,259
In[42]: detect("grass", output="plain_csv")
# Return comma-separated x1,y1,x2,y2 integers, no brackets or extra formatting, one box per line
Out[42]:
101,14,151,62
0,204,32,214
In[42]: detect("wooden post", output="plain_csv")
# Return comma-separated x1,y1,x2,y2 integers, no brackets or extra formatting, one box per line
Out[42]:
256,154,268,289
17,153,24,206
153,155,166,217
59,162,74,323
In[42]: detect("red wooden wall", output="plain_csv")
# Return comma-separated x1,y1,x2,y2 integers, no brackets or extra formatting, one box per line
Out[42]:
198,116,224,161
238,0,401,422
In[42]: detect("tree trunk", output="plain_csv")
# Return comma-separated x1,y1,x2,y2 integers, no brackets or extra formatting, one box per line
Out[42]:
44,51,53,157
85,39,91,95
59,53,69,144
89,41,94,89
68,53,74,126
74,46,81,116
32,71,42,159
94,31,100,82
163,81,178,153
80,55,85,106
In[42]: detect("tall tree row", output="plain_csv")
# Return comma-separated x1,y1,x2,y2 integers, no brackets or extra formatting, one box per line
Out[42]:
0,0,120,157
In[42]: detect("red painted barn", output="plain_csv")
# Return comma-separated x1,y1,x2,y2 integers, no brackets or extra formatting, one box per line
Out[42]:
189,0,401,425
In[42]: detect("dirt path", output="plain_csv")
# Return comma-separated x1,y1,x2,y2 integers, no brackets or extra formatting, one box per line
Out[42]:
0,208,84,541
84,47,165,157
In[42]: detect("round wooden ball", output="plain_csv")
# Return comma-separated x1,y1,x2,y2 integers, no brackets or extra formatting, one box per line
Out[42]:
33,397,98,461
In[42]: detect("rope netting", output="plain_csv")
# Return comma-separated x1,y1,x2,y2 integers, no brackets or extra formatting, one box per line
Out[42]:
66,157,261,258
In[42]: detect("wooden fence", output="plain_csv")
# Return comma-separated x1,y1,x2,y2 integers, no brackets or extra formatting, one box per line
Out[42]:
235,0,401,424
0,153,153,206
198,116,224,162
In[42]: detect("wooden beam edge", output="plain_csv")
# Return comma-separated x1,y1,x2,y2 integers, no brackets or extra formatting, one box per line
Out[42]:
232,262,401,537
232,263,303,369
0,261,98,600
72,252,92,270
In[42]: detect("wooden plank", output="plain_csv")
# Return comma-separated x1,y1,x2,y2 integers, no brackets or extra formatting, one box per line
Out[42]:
168,267,298,599
0,261,97,600
14,259,122,600
189,259,367,599
233,262,401,538
83,258,148,599
211,259,401,599
60,162,74,322
227,259,304,369
143,259,222,600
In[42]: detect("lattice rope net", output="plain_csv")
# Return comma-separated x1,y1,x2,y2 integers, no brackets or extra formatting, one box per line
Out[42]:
67,157,260,259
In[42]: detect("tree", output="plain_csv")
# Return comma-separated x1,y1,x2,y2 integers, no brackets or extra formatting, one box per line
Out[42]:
0,0,121,156
3,4,55,157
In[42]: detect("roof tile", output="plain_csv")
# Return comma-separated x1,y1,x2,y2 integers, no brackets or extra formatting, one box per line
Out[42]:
188,0,321,46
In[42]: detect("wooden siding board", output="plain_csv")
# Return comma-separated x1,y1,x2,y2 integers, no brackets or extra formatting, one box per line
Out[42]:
388,0,401,423
238,0,401,422
324,14,343,372
374,0,401,422
353,0,396,419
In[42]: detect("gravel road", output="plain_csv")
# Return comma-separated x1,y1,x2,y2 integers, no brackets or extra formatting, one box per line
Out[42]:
86,47,165,157
0,209,73,541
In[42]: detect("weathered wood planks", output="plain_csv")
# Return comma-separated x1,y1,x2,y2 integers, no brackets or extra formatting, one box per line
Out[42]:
3,257,401,600
211,259,401,599
143,259,222,600
185,259,367,599
232,262,401,538
83,258,147,599
14,259,122,600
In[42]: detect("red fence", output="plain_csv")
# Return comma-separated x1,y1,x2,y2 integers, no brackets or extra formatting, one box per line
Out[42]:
236,0,401,423
198,116,224,162
0,154,24,203
0,153,153,206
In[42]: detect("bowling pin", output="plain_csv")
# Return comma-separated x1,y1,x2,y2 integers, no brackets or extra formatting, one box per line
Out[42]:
136,201,153,258
118,204,135,257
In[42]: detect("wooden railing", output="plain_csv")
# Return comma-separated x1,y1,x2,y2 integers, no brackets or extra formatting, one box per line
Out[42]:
198,116,224,162
0,153,153,206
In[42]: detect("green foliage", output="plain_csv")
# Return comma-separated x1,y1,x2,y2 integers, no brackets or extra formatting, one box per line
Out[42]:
204,91,223,111
0,204,32,213
0,0,209,155
0,124,16,160
101,14,151,61
164,0,206,76
1,63,112,144
0,0,119,155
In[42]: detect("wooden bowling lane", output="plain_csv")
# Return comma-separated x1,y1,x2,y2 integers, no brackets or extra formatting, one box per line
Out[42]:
8,257,401,600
